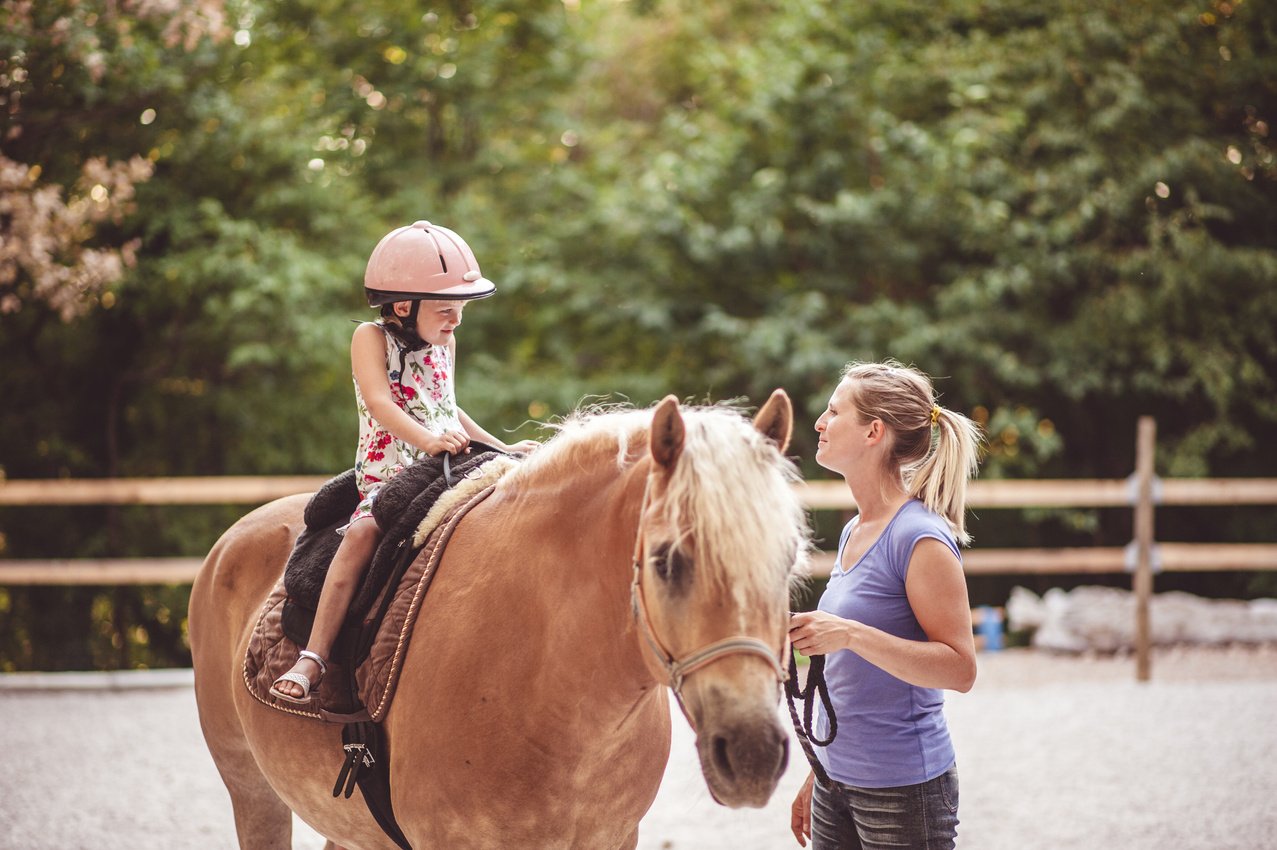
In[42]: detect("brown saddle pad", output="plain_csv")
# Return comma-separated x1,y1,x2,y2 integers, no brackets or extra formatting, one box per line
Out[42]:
242,463,510,723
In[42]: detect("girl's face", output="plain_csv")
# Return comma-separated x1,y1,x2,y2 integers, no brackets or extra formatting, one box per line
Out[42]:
814,379,873,474
396,300,465,346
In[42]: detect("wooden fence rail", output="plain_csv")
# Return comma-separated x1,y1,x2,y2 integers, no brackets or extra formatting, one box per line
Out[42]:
3,542,1270,587
3,474,1275,582
7,474,1275,509
2,418,1275,679
0,476,331,506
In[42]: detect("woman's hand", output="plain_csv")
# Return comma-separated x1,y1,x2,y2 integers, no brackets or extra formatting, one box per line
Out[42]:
788,610,853,657
420,429,471,456
791,770,815,846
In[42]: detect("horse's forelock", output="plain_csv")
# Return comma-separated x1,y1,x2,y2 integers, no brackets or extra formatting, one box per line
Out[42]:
664,408,812,604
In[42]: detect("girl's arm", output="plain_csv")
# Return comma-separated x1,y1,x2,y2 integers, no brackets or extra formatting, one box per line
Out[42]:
789,538,977,692
448,336,540,454
352,323,468,456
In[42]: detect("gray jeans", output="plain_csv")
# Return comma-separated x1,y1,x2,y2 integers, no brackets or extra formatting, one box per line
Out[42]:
811,764,959,850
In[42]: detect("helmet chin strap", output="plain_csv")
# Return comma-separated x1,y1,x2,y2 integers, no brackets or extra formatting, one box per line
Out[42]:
402,299,425,349
387,299,427,395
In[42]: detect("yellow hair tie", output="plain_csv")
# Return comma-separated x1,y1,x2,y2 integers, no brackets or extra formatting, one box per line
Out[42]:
930,405,941,426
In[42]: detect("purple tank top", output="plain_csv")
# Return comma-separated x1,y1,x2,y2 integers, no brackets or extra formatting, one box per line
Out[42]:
814,498,960,787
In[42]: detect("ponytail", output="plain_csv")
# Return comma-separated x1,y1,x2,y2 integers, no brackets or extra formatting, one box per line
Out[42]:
906,405,982,545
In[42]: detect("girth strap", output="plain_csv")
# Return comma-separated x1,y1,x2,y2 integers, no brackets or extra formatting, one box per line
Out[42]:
334,721,412,850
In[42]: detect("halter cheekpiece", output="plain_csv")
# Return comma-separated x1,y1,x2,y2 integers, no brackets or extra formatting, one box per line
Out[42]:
627,474,788,727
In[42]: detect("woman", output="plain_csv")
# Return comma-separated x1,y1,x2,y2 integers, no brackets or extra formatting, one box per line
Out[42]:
788,361,982,849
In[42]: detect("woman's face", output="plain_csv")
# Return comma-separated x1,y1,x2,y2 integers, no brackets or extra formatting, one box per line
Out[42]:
399,300,465,346
814,379,870,474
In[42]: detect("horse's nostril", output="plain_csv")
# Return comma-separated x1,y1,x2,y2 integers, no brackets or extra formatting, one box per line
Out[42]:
712,734,737,783
712,727,788,785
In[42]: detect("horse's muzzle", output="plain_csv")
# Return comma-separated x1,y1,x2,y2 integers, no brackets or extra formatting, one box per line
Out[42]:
696,711,790,808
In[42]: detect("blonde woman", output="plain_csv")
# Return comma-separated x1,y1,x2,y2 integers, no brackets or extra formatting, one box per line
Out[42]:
789,361,982,850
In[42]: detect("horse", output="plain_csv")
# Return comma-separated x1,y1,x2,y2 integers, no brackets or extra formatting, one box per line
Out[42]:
189,391,811,849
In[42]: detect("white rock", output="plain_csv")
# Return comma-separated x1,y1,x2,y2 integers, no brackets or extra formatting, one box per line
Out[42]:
1005,585,1047,631
1007,585,1277,653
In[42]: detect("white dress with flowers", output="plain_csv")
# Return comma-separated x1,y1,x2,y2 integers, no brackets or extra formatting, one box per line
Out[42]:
347,326,463,527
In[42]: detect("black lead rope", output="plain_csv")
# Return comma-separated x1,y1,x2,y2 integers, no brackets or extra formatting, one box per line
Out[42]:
785,650,836,746
784,650,842,791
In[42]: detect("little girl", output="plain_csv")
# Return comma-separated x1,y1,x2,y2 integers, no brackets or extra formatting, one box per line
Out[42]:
271,220,538,704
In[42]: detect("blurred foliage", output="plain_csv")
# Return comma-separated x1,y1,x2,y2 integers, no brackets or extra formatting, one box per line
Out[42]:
1,0,1274,670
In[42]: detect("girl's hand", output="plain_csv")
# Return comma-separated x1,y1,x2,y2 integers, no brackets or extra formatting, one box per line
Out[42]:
791,770,815,846
421,430,471,456
505,439,540,455
788,610,853,657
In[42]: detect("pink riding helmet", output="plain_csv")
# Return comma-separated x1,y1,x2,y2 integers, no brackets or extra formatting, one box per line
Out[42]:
363,221,496,306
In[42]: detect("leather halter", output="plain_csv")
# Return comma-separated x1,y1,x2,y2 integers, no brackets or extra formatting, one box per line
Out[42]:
628,475,788,727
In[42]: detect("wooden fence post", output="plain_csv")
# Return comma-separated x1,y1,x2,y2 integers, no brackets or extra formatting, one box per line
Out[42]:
1133,417,1157,682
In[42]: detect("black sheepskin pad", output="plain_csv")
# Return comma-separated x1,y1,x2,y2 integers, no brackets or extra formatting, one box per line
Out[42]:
281,444,502,649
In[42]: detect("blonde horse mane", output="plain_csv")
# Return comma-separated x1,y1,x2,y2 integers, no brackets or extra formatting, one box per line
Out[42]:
512,401,813,603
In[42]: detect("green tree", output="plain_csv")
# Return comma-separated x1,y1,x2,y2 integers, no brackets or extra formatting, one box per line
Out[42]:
0,0,366,669
480,0,1275,599
3,0,1274,670
502,0,1276,480
0,0,585,669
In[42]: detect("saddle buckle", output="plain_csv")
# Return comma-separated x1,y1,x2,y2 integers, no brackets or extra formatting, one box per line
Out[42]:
334,742,373,799
344,742,376,768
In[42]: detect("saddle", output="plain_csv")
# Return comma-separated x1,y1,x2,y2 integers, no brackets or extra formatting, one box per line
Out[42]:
239,445,520,850
241,446,520,722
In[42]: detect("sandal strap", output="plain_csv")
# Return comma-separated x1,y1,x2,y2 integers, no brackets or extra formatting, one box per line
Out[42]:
298,649,328,676
272,671,313,694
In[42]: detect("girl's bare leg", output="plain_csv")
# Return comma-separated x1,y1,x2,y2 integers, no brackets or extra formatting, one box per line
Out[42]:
272,517,382,699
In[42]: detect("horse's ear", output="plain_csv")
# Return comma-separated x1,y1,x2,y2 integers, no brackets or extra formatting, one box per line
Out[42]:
753,388,793,453
650,395,685,470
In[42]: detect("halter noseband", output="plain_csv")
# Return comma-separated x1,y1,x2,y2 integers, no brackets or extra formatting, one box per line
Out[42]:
628,475,788,726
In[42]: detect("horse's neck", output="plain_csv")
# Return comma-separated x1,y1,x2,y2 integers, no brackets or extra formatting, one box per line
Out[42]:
381,449,672,841
486,451,658,713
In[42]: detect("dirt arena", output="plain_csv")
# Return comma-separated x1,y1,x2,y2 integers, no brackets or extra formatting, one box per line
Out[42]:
2,645,1275,849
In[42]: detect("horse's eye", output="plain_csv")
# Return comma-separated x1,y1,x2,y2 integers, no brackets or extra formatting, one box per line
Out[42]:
650,542,689,585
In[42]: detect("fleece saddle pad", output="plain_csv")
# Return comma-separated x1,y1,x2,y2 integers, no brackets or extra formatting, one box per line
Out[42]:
242,451,520,722
283,444,504,637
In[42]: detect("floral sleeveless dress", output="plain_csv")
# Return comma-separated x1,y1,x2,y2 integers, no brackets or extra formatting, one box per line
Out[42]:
346,326,464,528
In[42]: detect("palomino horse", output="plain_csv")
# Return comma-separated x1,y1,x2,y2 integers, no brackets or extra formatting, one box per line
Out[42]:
190,391,810,849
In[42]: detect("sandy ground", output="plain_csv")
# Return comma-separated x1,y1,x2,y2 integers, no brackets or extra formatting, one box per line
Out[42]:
1,645,1275,850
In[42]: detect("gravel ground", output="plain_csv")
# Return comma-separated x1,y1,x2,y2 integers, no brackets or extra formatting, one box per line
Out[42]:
1,646,1275,850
